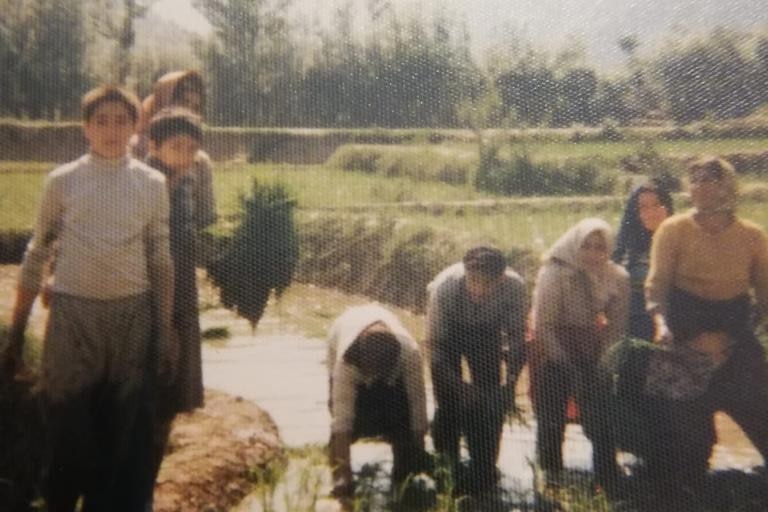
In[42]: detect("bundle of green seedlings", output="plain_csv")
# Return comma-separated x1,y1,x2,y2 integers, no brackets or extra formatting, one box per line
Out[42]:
207,181,300,329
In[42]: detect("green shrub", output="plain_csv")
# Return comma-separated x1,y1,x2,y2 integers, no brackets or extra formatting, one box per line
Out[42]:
327,145,381,173
294,213,536,312
475,145,615,196
620,141,683,191
326,144,475,185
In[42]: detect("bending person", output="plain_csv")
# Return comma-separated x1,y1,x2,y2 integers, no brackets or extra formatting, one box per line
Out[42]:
530,218,629,494
327,303,430,499
427,246,527,493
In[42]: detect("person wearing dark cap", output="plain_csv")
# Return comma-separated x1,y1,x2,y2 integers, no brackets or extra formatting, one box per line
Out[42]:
426,246,527,492
139,106,209,507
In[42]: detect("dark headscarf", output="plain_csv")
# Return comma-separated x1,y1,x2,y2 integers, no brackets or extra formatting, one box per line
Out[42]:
612,181,674,265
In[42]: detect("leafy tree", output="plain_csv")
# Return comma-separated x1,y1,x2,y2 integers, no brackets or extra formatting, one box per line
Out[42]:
553,67,599,126
87,0,155,83
0,0,88,119
194,0,298,126
657,29,762,123
27,0,88,118
301,7,481,127
496,60,558,126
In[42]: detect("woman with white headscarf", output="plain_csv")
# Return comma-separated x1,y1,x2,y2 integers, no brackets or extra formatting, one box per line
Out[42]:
530,218,629,493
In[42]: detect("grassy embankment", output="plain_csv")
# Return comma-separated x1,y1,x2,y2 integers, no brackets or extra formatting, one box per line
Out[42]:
3,145,768,258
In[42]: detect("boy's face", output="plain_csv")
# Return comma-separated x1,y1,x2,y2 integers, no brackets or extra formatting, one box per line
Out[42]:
464,268,503,304
151,134,201,174
83,101,136,159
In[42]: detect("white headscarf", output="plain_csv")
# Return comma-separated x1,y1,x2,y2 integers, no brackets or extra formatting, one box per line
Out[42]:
544,218,616,307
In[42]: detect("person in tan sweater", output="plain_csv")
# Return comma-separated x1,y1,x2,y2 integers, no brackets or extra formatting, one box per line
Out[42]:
530,218,629,494
645,156,768,472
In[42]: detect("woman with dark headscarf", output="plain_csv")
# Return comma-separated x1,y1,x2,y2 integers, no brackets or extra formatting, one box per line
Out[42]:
612,181,673,341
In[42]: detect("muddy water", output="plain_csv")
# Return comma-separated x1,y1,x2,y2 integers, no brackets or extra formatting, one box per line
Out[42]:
200,289,763,512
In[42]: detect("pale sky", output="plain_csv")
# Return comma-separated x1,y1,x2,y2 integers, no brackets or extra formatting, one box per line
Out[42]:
151,0,768,70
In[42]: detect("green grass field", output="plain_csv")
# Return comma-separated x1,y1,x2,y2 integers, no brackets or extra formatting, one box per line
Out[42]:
488,138,768,163
3,155,767,257
3,138,745,278
0,171,47,230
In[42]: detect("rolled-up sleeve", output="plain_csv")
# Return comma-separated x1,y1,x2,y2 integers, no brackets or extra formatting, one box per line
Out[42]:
20,175,63,293
331,364,358,434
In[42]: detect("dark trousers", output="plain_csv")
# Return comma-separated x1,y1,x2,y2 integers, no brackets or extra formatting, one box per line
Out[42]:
351,380,427,484
532,360,617,483
667,289,768,466
432,385,505,483
42,293,155,512
611,340,715,478
44,385,153,512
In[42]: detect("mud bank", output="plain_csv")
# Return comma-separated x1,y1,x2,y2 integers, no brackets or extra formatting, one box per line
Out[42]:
154,390,282,512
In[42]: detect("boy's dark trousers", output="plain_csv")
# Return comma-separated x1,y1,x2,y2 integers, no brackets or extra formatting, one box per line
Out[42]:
351,379,428,485
43,384,154,512
40,293,155,512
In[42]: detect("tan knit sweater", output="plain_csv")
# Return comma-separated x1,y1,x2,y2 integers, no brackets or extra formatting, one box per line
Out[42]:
645,211,768,316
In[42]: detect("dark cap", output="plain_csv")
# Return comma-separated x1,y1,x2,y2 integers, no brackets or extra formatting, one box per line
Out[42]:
463,246,506,276
148,106,203,144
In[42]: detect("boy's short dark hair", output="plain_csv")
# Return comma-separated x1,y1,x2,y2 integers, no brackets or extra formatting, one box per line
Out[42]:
81,85,141,123
148,107,203,146
463,246,506,277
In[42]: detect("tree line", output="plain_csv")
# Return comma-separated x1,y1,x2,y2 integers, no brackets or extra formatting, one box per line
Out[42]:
2,0,768,128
